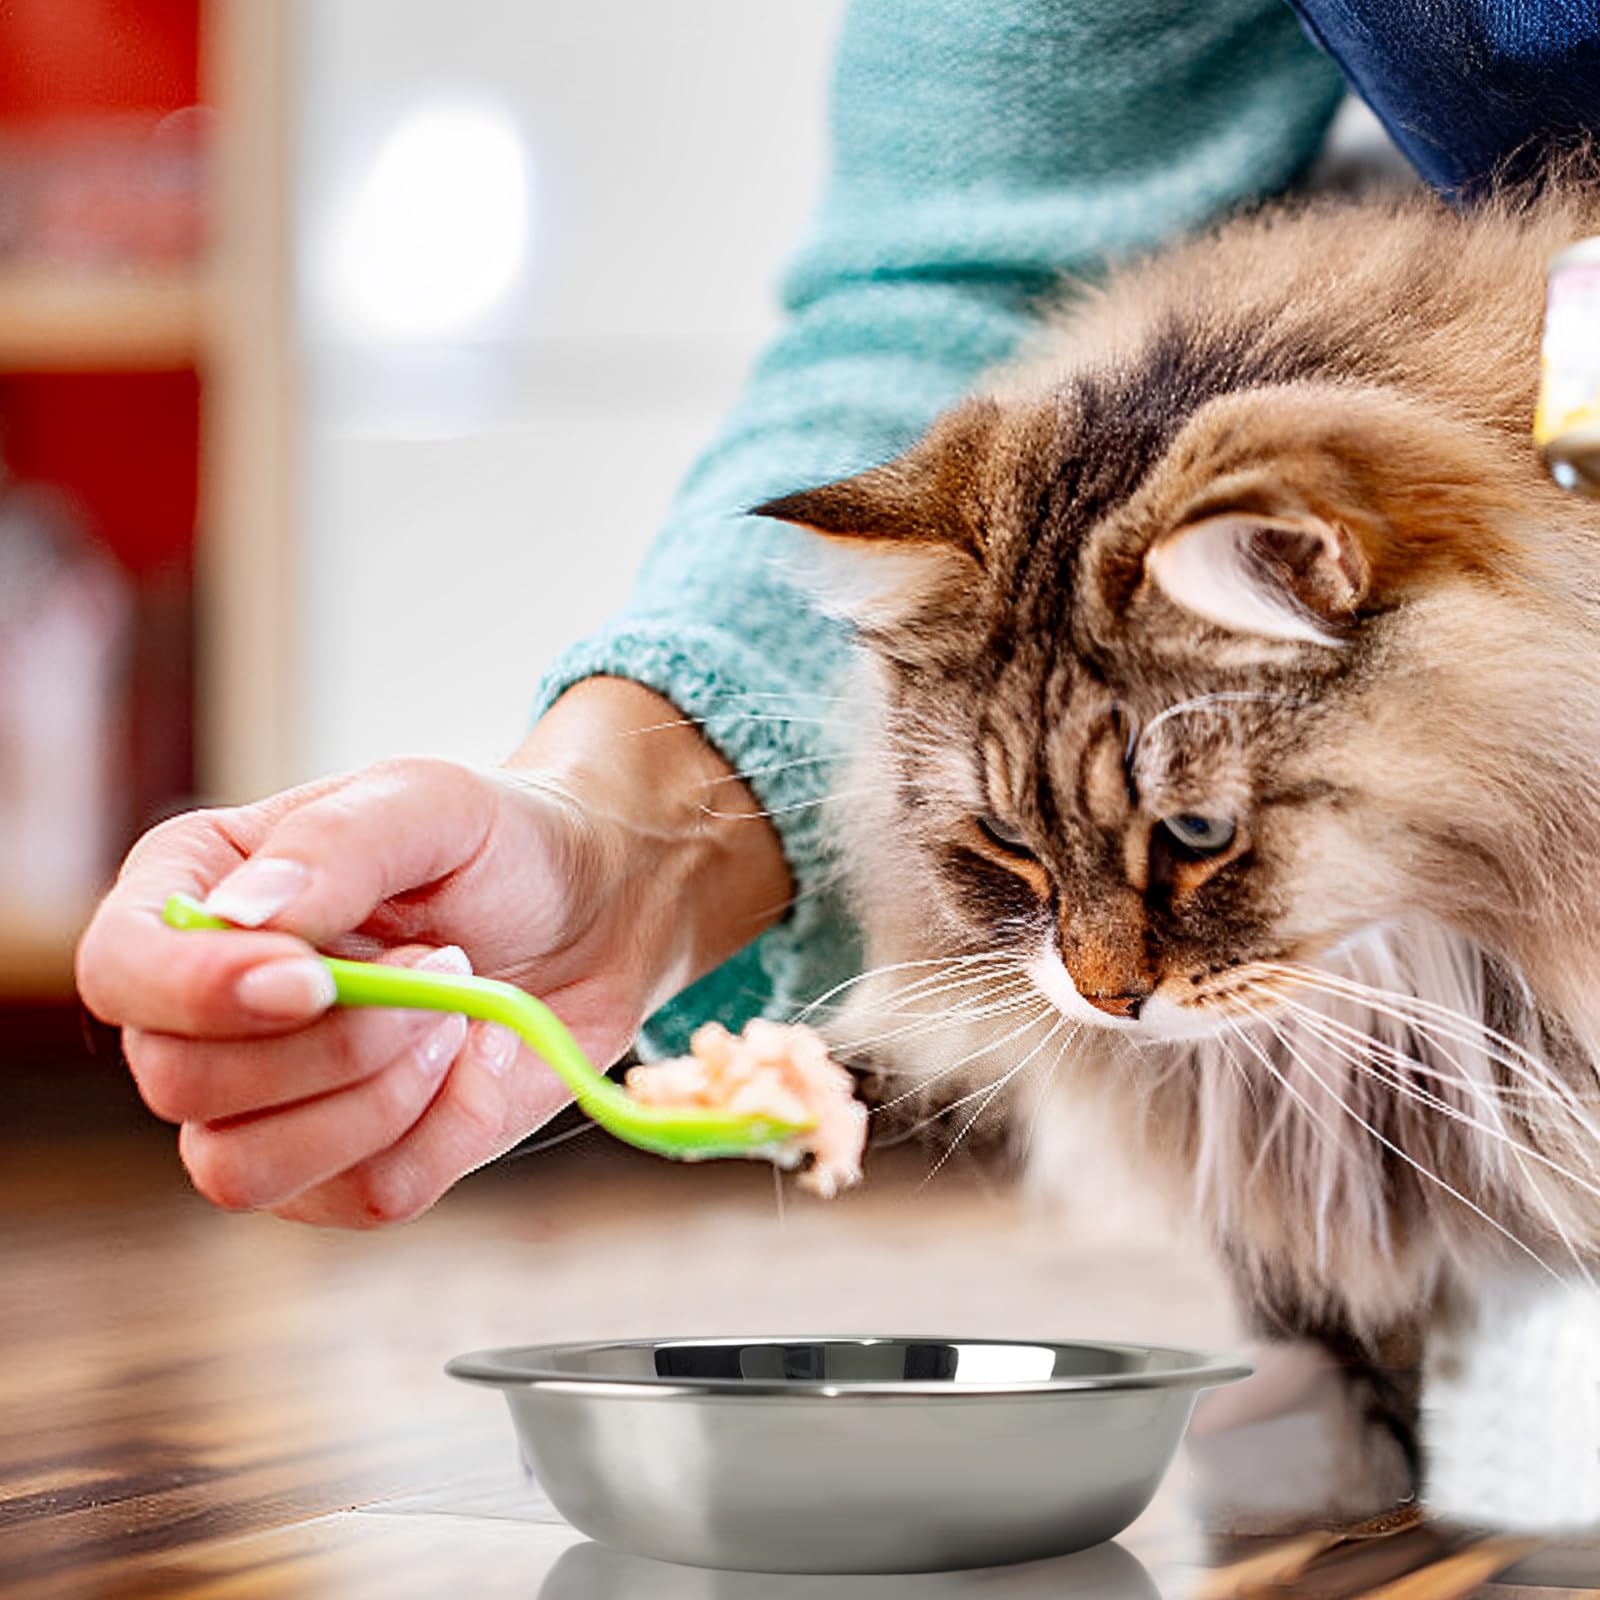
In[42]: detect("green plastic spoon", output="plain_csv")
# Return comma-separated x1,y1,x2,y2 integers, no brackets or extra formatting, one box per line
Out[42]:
161,892,811,1164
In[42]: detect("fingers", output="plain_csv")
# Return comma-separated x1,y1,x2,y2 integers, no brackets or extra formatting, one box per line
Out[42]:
77,810,326,1038
175,944,479,1211
78,759,497,1041
267,981,640,1229
200,757,497,947
124,958,475,1123
80,749,645,1229
134,940,476,1206
179,1011,469,1212
270,1021,573,1227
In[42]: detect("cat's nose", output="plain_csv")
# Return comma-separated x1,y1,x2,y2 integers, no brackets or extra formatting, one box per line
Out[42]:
1060,904,1154,1022
1083,990,1148,1020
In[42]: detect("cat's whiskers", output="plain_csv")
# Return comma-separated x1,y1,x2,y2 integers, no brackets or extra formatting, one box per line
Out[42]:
698,784,890,823
1265,983,1576,1111
1204,1035,1268,1236
837,987,1042,1068
730,690,852,705
699,767,933,823
1269,992,1523,1139
707,751,848,788
808,966,1028,1040
501,1118,601,1163
1221,1008,1358,1160
622,711,839,740
837,991,1038,1046
1258,963,1556,1121
1208,1028,1259,1105
763,863,855,916
838,985,1036,1024
1267,992,1599,1285
1017,1023,1081,1170
1231,996,1563,1284
874,1001,1057,1112
918,1013,1071,1188
1259,977,1570,1159
1217,1011,1350,1259
818,962,1036,1062
857,987,1035,1022
1194,981,1305,1179
1260,990,1599,1287
793,952,1018,1023
1261,962,1600,1145
1260,961,1579,1090
1211,1034,1280,1194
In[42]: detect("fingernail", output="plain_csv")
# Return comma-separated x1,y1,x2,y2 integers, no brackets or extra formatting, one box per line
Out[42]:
479,1023,518,1077
237,957,337,1020
417,1013,468,1078
417,944,472,975
205,858,309,928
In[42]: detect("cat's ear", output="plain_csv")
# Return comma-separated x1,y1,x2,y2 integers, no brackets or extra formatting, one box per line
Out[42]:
751,398,1000,561
751,399,999,630
1145,512,1368,648
751,463,975,554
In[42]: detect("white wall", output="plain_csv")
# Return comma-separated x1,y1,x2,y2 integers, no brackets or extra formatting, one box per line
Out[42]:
293,1,847,777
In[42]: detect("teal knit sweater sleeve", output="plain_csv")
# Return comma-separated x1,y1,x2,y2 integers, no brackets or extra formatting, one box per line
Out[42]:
532,0,1345,1057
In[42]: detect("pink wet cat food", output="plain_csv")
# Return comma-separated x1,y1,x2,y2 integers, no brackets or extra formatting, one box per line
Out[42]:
625,1019,867,1198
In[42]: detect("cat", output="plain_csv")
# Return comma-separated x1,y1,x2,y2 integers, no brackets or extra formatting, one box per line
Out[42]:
754,175,1600,1531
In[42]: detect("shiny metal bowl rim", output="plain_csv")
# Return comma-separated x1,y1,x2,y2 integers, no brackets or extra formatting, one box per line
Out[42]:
445,1334,1253,1399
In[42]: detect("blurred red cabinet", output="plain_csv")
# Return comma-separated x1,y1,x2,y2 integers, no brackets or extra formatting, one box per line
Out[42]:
0,0,200,119
0,0,297,999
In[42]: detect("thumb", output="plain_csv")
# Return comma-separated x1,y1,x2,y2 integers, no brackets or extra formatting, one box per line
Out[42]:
204,758,496,945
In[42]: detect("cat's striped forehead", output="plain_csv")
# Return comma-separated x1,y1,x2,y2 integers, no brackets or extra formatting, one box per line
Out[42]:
991,318,1339,633
974,650,1274,851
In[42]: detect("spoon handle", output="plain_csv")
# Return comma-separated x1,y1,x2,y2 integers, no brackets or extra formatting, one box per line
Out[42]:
161,892,805,1161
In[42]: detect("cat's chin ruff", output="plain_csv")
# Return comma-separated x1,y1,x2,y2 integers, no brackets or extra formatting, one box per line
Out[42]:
835,908,1600,1337
1172,918,1520,1331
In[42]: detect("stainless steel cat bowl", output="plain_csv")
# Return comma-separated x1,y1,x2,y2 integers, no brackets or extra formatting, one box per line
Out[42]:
446,1335,1250,1574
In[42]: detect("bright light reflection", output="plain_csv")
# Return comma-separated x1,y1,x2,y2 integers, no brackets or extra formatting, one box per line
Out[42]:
332,100,532,340
954,1344,1058,1383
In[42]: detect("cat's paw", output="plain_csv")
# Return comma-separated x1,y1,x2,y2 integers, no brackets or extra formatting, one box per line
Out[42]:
1185,1341,1415,1537
1423,1281,1600,1533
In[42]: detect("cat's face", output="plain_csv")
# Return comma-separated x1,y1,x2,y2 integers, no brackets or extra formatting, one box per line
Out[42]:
758,364,1558,1042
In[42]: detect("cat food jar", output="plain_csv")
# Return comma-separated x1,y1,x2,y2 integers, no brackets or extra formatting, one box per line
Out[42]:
1536,238,1600,495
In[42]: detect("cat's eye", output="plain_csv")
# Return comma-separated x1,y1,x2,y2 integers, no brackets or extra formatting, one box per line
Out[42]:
1160,813,1236,856
976,812,1035,858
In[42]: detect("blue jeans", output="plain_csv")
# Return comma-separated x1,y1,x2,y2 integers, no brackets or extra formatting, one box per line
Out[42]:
1287,0,1600,195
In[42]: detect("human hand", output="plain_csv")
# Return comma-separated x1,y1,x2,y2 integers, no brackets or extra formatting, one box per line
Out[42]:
76,679,791,1226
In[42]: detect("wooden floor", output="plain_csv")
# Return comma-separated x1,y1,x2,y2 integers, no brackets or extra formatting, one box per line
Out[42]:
1,1109,1596,1597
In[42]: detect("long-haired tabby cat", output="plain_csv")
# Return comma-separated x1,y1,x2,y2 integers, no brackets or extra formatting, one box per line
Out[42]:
756,176,1600,1527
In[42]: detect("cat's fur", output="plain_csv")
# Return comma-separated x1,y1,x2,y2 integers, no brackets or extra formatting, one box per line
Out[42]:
756,178,1600,1522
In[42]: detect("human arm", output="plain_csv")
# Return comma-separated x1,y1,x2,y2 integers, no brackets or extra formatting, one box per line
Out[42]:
540,0,1349,1055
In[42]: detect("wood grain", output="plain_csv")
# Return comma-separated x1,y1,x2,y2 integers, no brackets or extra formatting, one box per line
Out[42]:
0,1124,1593,1597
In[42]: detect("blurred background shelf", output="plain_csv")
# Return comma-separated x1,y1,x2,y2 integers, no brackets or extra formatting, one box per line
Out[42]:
0,913,85,1000
0,0,295,1019
0,268,208,371
0,1,836,1032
